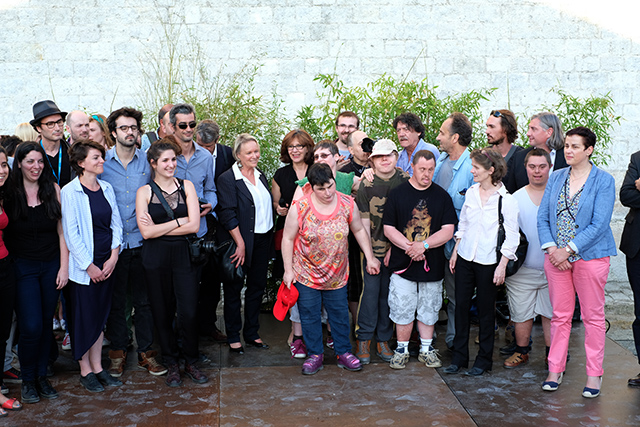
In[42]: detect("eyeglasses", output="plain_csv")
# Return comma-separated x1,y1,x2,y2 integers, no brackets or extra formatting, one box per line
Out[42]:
42,119,64,129
117,125,139,133
490,110,503,118
288,144,305,152
314,153,332,160
337,124,357,130
177,121,197,130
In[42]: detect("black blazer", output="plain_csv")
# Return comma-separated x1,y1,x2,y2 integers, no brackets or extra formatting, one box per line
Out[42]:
215,144,234,182
620,151,640,259
217,167,272,267
505,147,568,194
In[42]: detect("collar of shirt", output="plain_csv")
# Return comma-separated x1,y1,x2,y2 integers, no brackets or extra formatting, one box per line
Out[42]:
232,162,262,183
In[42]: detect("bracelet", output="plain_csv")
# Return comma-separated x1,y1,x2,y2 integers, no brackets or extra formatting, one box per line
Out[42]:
176,218,181,228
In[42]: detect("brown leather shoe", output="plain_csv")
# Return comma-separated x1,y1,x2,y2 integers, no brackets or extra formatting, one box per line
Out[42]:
504,352,529,369
628,373,640,388
356,340,371,365
376,341,394,362
108,350,126,377
138,350,168,376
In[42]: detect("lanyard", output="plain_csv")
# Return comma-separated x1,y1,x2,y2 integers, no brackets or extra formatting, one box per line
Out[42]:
40,141,62,185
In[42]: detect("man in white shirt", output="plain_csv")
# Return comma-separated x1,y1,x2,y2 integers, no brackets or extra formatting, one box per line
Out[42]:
503,149,553,368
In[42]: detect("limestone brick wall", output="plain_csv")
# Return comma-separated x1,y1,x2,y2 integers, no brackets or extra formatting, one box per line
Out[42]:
0,0,637,286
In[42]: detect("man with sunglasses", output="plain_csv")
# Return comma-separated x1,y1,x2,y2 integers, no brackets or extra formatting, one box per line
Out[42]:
141,104,174,151
486,109,523,165
168,103,216,239
383,150,456,370
65,111,90,145
30,100,73,187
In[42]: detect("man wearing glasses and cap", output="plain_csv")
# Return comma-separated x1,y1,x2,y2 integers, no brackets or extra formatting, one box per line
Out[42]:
485,109,523,165
30,100,73,187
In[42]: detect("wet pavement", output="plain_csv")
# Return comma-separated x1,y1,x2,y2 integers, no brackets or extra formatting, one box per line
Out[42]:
4,311,640,426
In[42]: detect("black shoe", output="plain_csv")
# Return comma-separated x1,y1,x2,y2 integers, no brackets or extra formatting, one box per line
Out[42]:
79,373,105,393
499,341,517,356
21,381,40,404
443,364,461,374
246,339,270,349
465,367,486,376
46,362,55,377
185,364,208,384
165,363,182,388
95,370,123,387
36,376,58,399
229,345,245,354
0,380,8,395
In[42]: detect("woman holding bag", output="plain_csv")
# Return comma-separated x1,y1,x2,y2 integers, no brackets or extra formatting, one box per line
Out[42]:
217,133,274,354
135,137,205,388
444,148,519,376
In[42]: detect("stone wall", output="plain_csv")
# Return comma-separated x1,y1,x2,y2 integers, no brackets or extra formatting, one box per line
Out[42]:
0,0,637,286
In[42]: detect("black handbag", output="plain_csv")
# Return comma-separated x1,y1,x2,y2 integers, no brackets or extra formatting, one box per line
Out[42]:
212,239,245,283
496,195,528,277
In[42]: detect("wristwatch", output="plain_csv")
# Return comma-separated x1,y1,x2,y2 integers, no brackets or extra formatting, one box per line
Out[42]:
565,246,573,255
423,241,429,251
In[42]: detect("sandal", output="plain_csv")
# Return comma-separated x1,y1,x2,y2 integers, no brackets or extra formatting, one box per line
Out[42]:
0,407,6,417
1,397,23,411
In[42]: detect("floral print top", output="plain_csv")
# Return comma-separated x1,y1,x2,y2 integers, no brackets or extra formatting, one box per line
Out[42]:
555,173,584,262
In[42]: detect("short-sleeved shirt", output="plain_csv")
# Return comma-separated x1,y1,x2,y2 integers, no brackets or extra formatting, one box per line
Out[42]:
356,170,409,258
513,187,544,270
292,192,354,290
383,181,457,282
297,170,355,196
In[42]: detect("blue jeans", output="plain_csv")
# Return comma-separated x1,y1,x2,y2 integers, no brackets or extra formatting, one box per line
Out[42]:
295,283,351,356
14,257,60,382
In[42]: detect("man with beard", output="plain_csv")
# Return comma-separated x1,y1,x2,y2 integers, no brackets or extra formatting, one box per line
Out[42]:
334,111,359,165
65,111,90,145
101,107,166,378
485,109,522,165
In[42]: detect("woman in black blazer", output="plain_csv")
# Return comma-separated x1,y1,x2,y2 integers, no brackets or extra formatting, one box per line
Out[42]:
217,133,274,354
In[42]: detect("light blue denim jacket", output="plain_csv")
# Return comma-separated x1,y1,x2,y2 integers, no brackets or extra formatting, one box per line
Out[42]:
434,148,474,258
537,164,617,261
61,177,123,285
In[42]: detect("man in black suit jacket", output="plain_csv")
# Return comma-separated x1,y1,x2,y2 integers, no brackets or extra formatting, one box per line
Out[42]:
620,151,640,387
505,112,568,194
195,119,235,342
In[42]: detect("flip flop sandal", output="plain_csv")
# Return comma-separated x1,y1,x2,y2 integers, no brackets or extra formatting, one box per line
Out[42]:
0,408,6,417
1,397,22,411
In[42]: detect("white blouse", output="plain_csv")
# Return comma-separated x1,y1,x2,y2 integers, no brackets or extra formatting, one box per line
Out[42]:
232,163,274,234
455,183,520,265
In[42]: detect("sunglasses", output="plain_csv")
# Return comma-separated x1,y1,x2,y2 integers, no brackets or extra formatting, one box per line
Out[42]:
177,121,197,130
490,110,503,118
314,153,332,160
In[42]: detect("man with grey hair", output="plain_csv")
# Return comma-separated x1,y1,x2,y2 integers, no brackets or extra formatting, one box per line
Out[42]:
505,112,568,193
194,119,233,342
141,103,174,151
169,103,216,238
65,110,90,144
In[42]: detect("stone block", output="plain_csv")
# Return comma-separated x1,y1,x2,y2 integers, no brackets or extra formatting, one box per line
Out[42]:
486,57,510,73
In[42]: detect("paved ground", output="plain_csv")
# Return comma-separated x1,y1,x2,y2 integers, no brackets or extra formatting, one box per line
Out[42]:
3,286,638,427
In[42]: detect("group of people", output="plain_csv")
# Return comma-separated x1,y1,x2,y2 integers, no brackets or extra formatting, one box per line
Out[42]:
0,98,635,418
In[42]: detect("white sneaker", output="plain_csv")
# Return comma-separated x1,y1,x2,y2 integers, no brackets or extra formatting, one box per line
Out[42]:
418,347,442,368
61,332,71,351
53,318,61,331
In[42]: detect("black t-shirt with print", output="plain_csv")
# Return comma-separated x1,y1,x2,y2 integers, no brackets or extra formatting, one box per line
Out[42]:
383,180,457,282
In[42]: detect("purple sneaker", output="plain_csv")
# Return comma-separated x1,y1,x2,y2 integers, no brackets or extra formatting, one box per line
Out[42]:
337,352,363,372
290,339,307,359
301,354,324,375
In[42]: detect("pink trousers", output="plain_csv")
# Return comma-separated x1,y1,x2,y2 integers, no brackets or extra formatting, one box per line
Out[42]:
544,256,610,377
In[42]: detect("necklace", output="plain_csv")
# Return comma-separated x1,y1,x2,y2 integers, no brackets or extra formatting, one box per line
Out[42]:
570,167,590,182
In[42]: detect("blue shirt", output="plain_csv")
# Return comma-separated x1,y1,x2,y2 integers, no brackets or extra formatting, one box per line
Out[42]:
397,138,440,176
175,142,217,237
434,149,474,258
99,147,150,249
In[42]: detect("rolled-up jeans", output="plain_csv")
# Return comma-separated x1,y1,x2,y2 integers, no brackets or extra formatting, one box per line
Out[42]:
295,283,350,356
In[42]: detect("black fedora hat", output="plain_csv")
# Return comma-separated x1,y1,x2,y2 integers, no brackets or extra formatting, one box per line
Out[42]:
30,100,67,128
